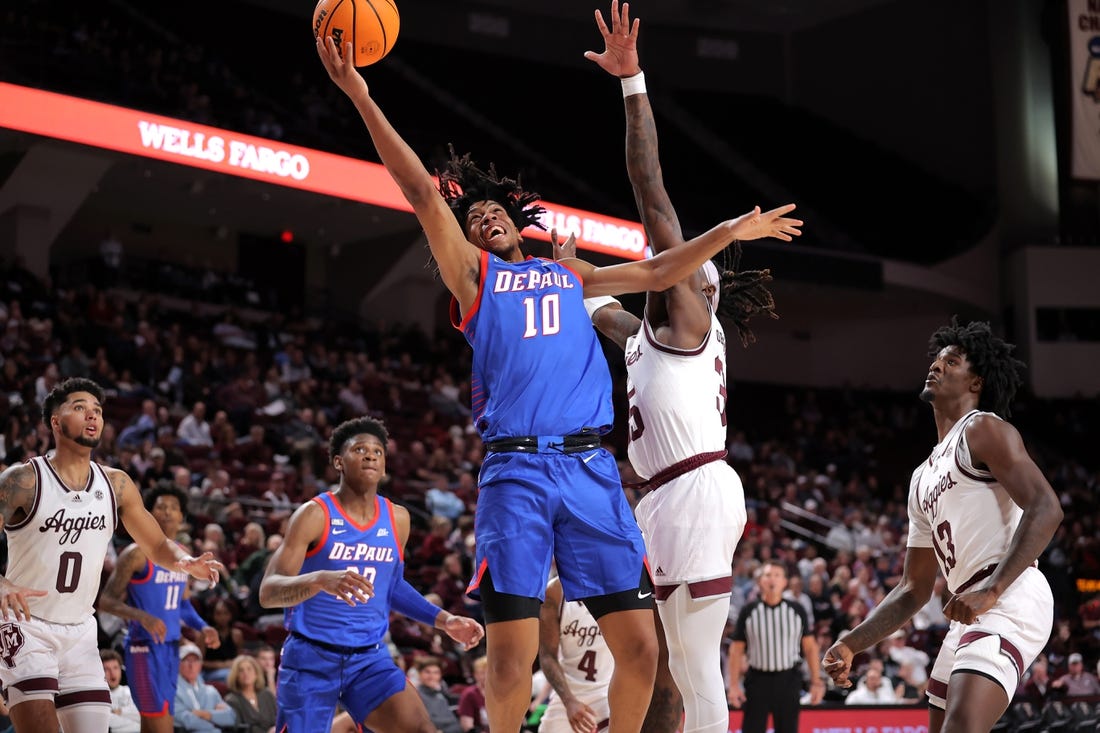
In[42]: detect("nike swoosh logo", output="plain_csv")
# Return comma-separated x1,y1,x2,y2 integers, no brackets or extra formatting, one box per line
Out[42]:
637,591,652,599
332,529,346,535
582,453,597,464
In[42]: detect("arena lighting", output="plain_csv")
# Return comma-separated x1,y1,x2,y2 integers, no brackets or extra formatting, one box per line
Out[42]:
0,82,646,260
280,229,295,244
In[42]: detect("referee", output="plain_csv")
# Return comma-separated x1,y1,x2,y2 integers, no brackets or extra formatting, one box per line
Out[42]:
727,561,824,733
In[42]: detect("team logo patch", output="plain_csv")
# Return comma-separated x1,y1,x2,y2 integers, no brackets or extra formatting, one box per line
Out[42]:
0,623,25,669
95,490,104,500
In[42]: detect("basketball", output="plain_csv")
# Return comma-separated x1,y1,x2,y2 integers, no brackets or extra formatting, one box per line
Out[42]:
313,0,400,67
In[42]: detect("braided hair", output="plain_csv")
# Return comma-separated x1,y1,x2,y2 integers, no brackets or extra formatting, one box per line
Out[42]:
437,145,546,235
713,241,779,347
927,318,1025,418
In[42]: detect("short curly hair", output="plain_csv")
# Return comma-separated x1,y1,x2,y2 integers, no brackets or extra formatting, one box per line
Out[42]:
437,145,546,234
329,416,390,462
927,318,1026,417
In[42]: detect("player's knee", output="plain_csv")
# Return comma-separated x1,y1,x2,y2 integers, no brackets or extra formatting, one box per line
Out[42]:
611,628,658,678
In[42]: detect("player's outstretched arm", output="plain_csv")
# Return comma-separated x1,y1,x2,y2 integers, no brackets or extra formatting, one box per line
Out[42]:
565,204,801,298
586,1,683,257
112,468,222,583
316,36,479,310
259,500,374,608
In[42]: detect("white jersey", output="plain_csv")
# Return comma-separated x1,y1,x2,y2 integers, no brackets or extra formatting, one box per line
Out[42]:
624,311,728,479
906,410,1023,595
541,598,613,733
5,456,118,623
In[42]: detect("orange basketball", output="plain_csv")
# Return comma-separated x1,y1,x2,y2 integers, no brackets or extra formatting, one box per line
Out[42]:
313,0,400,67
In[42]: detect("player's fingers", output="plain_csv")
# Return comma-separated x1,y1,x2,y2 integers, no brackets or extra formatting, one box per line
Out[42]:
593,9,610,36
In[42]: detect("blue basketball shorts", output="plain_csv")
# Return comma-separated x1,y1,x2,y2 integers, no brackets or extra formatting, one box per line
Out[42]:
276,634,406,733
467,448,647,602
125,639,177,716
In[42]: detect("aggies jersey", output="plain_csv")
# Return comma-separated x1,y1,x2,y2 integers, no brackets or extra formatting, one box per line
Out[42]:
907,410,1024,594
625,311,728,478
452,251,614,441
5,456,118,624
556,598,613,699
285,492,402,648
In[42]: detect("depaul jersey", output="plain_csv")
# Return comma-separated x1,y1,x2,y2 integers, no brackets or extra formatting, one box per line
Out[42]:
451,251,613,441
906,410,1023,594
5,456,118,624
285,492,402,648
625,310,728,478
125,554,192,644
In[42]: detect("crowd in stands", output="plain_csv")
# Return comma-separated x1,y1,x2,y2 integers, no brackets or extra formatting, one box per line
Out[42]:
0,234,1093,731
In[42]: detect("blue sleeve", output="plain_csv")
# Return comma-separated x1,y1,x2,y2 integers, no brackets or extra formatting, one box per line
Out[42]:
179,599,207,631
391,575,444,627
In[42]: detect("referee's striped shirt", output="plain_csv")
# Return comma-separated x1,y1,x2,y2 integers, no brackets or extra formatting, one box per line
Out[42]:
732,599,810,672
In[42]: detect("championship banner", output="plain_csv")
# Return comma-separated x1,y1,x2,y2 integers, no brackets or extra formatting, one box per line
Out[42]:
1068,0,1100,179
0,82,646,260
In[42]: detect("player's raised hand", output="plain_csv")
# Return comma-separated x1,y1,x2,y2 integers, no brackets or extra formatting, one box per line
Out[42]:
0,579,47,622
317,36,369,99
177,552,224,584
584,0,641,78
441,614,484,647
550,228,577,262
319,568,374,606
822,640,855,688
727,204,803,243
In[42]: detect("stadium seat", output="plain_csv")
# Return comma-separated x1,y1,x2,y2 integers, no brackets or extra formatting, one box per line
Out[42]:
1068,700,1099,732
1042,700,1074,732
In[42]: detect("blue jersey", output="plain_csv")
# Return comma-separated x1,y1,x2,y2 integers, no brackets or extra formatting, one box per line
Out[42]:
125,558,191,644
451,251,614,441
286,492,402,648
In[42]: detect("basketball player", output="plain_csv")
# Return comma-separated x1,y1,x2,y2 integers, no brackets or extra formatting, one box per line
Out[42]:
537,575,614,733
258,416,484,733
822,320,1063,733
560,5,786,732
317,33,800,733
98,484,221,733
0,377,221,733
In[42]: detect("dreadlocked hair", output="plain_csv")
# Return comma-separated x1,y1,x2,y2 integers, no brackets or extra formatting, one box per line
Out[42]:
928,317,1025,418
713,241,779,347
437,145,546,234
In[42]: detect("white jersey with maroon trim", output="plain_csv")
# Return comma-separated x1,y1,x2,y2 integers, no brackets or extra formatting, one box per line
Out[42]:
5,456,118,624
540,597,613,733
624,310,728,479
906,410,1023,595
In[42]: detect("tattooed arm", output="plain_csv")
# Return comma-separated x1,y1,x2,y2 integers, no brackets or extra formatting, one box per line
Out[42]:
97,543,169,643
109,467,221,583
0,463,47,620
538,578,598,733
259,500,374,608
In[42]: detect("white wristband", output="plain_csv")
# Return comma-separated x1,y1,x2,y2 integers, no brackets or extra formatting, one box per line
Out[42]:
621,71,646,98
584,295,621,319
